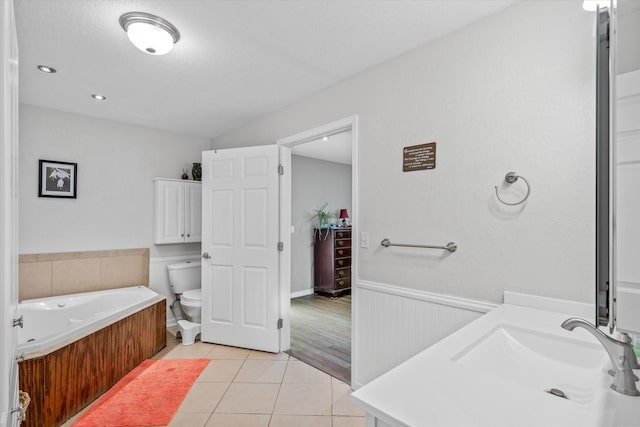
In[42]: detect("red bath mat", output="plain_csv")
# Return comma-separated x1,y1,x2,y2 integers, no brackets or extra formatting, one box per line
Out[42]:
73,358,209,427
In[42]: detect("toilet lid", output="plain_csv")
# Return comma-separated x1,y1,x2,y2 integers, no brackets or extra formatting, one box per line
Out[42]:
182,289,201,303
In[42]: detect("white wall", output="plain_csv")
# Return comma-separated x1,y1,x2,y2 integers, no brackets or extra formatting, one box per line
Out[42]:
212,1,596,306
291,155,352,295
19,105,210,259
19,105,212,325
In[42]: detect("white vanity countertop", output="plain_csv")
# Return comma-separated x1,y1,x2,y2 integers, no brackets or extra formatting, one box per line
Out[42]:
351,303,640,427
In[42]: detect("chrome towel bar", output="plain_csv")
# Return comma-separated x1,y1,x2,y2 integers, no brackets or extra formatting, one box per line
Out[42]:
380,238,457,253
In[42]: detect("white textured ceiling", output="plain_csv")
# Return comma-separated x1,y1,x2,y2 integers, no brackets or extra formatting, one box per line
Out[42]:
292,131,352,165
15,0,517,139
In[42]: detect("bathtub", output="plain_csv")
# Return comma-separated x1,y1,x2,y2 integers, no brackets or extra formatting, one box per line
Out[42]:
17,285,163,358
17,286,167,427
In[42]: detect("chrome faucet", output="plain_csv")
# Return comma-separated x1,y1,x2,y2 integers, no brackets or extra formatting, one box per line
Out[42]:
561,318,639,396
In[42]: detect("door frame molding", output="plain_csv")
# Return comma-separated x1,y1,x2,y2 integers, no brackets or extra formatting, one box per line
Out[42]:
1,0,20,424
277,115,359,382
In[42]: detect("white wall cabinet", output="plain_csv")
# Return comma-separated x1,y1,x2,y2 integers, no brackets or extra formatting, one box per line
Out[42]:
153,178,202,244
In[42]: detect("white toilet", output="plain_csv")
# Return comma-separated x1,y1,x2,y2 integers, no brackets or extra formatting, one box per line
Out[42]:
167,260,202,345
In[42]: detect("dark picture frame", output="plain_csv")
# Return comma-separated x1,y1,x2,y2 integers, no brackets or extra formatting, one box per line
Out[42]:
38,160,77,198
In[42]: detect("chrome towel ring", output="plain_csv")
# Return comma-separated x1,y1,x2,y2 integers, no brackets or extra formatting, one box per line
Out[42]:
495,172,531,206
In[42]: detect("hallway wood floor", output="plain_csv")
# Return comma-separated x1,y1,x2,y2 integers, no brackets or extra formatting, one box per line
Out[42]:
287,293,351,384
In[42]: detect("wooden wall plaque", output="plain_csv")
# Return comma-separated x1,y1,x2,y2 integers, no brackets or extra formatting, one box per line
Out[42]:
403,142,436,172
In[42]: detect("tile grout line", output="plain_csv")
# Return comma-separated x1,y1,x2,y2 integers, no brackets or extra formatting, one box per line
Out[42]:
167,346,364,426
206,346,250,421
266,356,291,425
331,376,335,426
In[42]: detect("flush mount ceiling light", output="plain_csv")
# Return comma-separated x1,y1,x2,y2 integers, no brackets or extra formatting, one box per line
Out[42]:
37,65,56,73
119,12,180,55
582,0,610,11
91,94,107,101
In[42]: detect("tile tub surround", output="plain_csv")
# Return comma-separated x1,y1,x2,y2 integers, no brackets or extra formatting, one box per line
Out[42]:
63,331,366,427
18,248,150,300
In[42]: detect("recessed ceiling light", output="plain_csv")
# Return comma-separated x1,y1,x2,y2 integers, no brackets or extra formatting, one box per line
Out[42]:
119,12,180,55
91,94,107,101
322,136,329,141
37,65,56,73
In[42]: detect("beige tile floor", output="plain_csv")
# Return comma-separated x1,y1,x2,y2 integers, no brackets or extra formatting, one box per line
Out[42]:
64,332,365,427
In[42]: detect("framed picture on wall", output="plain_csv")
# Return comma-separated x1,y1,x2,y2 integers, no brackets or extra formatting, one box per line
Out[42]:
38,159,77,198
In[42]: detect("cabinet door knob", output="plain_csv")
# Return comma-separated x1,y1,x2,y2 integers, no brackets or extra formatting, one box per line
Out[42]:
187,234,190,237
202,252,211,260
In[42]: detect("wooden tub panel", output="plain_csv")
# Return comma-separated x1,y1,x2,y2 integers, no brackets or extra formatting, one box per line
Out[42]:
19,299,166,427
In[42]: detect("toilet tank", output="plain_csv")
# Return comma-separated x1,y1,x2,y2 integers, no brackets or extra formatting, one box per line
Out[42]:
167,260,201,294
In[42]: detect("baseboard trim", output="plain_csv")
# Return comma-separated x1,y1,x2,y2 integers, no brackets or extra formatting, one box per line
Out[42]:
290,288,314,299
356,280,497,314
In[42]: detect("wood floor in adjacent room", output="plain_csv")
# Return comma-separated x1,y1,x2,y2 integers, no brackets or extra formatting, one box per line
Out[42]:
287,293,351,384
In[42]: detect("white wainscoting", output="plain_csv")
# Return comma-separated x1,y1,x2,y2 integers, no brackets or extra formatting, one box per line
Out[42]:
149,254,201,326
353,280,497,388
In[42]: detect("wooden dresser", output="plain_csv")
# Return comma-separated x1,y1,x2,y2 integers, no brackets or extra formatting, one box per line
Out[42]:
313,228,351,295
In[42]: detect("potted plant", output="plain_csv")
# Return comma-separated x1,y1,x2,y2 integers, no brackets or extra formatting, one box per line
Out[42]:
310,202,334,240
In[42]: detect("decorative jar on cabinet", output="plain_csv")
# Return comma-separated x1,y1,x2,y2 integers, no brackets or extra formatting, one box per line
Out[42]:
153,178,202,244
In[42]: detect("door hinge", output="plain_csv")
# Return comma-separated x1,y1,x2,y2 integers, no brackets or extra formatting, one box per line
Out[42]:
277,318,283,329
278,164,284,175
12,315,23,328
277,241,284,251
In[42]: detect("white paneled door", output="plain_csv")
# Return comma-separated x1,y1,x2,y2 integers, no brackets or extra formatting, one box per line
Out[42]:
201,146,282,352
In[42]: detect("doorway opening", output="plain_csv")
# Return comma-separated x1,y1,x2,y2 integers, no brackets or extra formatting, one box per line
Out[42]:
278,117,358,384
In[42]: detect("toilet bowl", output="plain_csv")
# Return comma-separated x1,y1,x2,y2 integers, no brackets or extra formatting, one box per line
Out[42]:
177,289,202,345
167,260,202,345
180,289,201,323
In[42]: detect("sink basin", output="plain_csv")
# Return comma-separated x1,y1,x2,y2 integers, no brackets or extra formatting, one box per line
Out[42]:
352,299,640,427
451,324,610,403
